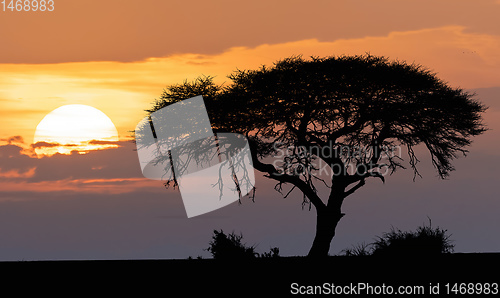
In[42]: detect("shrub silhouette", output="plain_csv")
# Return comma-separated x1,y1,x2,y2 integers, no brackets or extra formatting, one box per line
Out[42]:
205,230,280,259
206,230,258,260
260,247,280,258
371,223,454,256
341,221,454,256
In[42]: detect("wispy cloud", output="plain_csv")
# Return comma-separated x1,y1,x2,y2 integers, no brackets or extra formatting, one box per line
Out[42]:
0,167,36,178
30,140,120,156
31,141,74,149
0,139,166,199
88,140,122,145
0,135,25,145
0,177,161,197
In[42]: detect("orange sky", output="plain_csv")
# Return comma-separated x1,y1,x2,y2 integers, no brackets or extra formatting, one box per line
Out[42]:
2,0,500,63
1,25,499,143
1,0,499,192
0,0,499,259
1,0,499,144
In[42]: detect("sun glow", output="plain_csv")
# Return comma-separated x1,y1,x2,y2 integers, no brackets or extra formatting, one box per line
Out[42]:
34,104,119,156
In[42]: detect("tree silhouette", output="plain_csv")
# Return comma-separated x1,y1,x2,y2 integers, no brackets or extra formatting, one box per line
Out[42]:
146,54,486,258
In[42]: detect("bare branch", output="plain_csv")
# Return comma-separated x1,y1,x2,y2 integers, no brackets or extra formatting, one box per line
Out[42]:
249,140,326,210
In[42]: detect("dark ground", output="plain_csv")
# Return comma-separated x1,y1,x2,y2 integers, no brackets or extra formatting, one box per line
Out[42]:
2,253,499,296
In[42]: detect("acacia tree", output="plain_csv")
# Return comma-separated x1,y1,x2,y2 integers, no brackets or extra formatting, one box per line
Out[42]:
147,55,486,258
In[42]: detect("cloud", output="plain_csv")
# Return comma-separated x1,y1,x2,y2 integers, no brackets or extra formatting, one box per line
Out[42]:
31,141,69,149
88,139,122,145
0,135,25,145
31,140,142,182
0,144,36,171
0,177,161,196
0,167,36,178
0,139,166,198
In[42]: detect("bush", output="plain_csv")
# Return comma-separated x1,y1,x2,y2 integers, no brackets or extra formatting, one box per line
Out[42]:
205,230,280,260
260,247,280,258
206,230,258,260
372,223,454,256
340,220,454,257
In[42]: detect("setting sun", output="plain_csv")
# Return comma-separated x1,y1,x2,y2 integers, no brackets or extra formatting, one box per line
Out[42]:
34,104,119,155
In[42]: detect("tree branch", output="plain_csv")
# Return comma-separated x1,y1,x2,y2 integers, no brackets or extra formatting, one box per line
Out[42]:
344,178,366,197
248,140,326,210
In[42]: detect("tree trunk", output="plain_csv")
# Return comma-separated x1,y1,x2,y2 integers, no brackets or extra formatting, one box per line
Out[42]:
307,208,344,258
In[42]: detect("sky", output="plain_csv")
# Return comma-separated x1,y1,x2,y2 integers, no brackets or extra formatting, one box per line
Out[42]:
0,0,499,260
